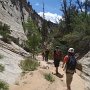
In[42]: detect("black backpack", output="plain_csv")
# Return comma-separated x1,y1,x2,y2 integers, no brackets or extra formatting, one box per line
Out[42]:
66,56,77,71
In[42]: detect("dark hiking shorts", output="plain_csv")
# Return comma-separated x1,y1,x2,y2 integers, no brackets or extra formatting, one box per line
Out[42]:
54,59,60,67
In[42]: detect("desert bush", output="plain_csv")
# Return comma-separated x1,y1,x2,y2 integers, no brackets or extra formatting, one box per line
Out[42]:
44,73,55,82
0,64,5,72
24,18,41,58
0,54,3,59
0,21,11,43
20,58,39,71
0,80,9,90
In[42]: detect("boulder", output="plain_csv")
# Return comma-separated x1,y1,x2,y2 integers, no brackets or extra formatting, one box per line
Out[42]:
79,51,90,90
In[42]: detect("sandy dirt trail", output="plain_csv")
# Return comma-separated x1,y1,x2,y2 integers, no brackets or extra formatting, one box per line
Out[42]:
9,55,85,90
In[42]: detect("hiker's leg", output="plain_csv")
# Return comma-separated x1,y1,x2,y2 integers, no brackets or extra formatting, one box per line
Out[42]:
66,73,73,90
56,67,58,74
56,60,60,74
43,56,44,60
46,57,48,62
45,55,47,61
42,55,44,60
54,59,58,74
47,55,48,62
67,86,71,90
45,55,48,62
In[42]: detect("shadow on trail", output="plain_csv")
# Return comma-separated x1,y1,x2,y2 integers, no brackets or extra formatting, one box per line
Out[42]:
47,62,53,65
53,73,64,78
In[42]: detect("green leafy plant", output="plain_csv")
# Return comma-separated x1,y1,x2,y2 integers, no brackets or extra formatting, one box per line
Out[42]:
20,58,39,71
0,80,9,90
0,21,11,43
0,64,5,72
24,18,41,58
0,54,3,59
52,12,90,55
44,73,55,82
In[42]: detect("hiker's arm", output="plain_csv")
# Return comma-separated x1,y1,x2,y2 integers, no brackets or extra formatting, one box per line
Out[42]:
60,52,63,61
62,61,65,68
52,52,54,60
61,52,64,61
62,56,68,68
63,63,67,71
74,69,76,73
62,59,65,68
74,64,77,73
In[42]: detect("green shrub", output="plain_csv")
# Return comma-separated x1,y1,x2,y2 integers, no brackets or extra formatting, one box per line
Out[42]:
0,80,9,90
0,64,5,72
0,54,3,59
63,31,83,45
20,59,39,71
78,36,90,54
24,18,41,58
44,73,55,82
0,21,11,43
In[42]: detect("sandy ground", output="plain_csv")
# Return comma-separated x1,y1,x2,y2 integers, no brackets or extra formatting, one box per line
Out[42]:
9,55,85,90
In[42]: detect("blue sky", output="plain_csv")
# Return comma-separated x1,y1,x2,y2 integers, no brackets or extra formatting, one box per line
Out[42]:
28,0,62,15
27,0,85,23
27,0,62,23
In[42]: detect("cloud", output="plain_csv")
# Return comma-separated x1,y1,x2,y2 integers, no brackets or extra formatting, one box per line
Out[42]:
35,3,39,6
80,0,85,2
38,12,62,23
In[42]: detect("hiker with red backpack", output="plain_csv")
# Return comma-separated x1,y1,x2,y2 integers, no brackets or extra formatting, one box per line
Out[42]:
53,46,62,75
62,48,77,90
